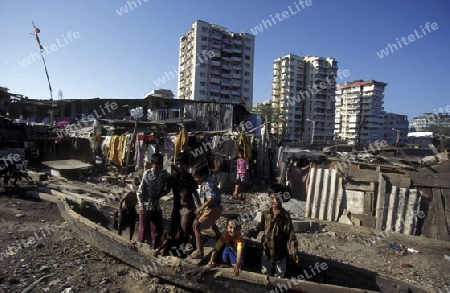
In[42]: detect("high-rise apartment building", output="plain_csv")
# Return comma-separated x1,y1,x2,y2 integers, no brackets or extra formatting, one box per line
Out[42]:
271,54,337,143
335,80,386,146
178,20,255,107
382,112,409,147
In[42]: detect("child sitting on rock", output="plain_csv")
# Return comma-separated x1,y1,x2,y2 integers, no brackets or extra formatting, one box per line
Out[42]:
208,216,245,276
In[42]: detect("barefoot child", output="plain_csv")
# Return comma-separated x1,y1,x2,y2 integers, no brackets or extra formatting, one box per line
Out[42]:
190,164,222,259
157,189,196,256
208,216,245,276
233,149,249,200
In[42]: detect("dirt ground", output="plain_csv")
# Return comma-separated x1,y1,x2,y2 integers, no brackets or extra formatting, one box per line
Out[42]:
0,178,449,293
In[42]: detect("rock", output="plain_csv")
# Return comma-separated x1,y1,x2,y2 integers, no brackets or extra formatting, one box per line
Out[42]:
48,279,61,286
99,278,111,285
401,263,413,268
15,214,25,218
35,243,45,249
337,209,354,225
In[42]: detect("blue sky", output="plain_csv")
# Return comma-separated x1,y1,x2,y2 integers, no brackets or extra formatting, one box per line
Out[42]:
1,0,449,121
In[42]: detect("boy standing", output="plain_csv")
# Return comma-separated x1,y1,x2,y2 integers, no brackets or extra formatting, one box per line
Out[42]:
167,152,199,233
190,164,222,259
247,184,299,277
136,153,169,249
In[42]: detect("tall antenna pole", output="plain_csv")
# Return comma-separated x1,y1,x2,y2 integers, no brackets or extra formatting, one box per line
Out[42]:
32,22,54,125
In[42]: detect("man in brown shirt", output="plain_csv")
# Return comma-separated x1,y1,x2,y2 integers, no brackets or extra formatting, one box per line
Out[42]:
247,184,299,277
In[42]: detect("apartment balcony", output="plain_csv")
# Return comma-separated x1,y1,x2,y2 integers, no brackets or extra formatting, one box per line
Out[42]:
221,79,231,86
210,87,220,93
233,47,241,54
210,69,220,75
231,90,240,95
232,73,241,79
221,89,231,95
232,56,241,62
211,50,221,57
273,63,280,70
233,39,242,45
222,63,231,70
210,78,221,84
221,73,231,79
212,33,222,40
222,47,233,53
221,56,231,62
232,80,241,87
211,60,220,67
211,43,221,49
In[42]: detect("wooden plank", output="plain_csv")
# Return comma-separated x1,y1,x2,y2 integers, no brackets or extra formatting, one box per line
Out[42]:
442,189,450,236
375,173,386,230
418,187,437,239
384,173,411,189
345,182,375,192
364,191,374,215
343,168,378,182
410,173,450,189
432,188,450,241
327,169,338,221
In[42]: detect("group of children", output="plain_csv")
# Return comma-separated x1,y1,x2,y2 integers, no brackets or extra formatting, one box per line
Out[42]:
115,151,300,278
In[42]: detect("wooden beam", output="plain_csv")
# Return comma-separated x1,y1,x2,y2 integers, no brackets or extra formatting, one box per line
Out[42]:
432,188,450,241
418,187,437,239
442,189,450,237
410,173,450,189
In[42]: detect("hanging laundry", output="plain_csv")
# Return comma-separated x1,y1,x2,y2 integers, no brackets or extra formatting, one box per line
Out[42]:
238,133,252,159
173,128,186,158
134,132,145,169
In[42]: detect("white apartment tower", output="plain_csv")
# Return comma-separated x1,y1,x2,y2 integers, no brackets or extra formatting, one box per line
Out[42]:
178,20,255,107
272,54,338,143
335,80,386,147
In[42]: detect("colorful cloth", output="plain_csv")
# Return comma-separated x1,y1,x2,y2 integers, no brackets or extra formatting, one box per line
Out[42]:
236,158,249,175
214,231,245,252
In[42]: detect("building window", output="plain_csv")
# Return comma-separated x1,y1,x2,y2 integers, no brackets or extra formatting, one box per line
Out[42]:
244,72,250,76
201,36,208,41
200,72,206,77
245,55,250,60
200,90,206,95
200,82,206,86
201,45,207,50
